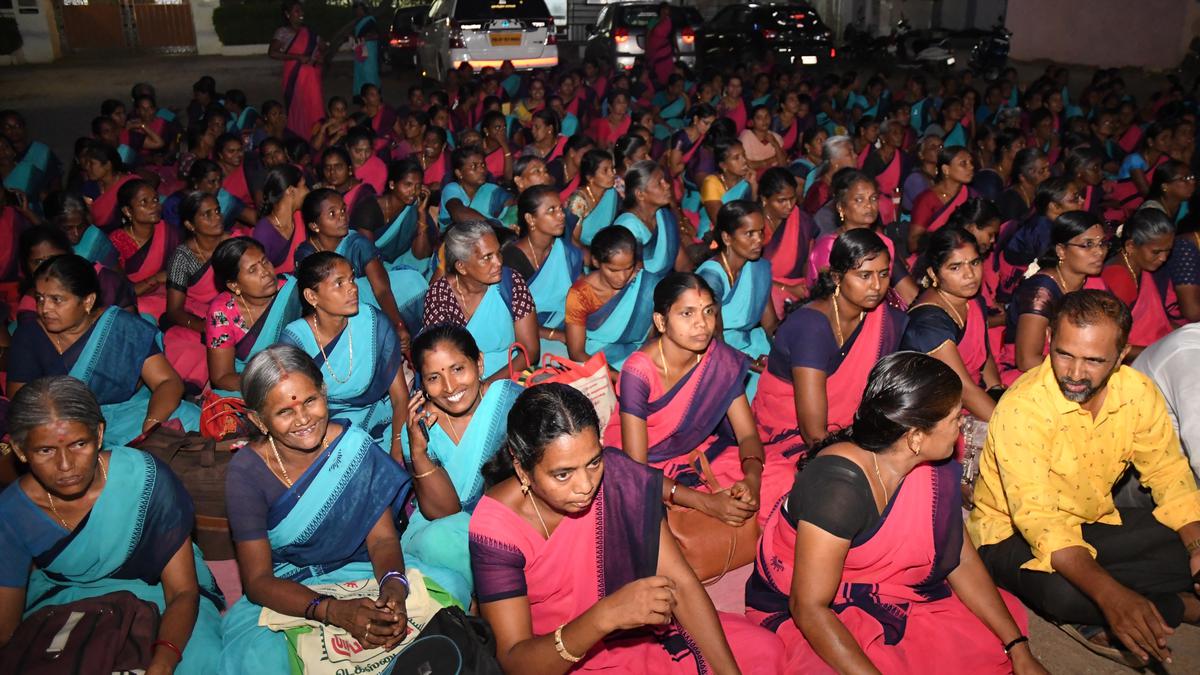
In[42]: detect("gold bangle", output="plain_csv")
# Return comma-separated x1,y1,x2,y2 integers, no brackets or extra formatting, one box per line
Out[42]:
412,466,439,479
1186,538,1200,555
554,624,582,663
548,329,555,339
145,417,162,426
668,482,679,505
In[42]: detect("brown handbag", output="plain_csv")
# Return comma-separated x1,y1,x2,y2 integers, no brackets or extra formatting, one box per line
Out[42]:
665,449,761,584
129,423,239,560
0,590,160,674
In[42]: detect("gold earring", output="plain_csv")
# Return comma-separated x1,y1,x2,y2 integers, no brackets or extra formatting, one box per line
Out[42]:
520,481,531,496
931,276,939,288
834,283,841,298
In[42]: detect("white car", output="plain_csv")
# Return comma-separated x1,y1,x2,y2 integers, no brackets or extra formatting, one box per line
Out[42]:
418,0,559,81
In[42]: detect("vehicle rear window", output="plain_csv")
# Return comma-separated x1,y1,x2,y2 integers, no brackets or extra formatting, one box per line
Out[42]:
621,7,701,27
762,7,826,30
453,0,551,20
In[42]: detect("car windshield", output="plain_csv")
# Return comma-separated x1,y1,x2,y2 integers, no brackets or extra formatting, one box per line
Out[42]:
621,7,701,27
453,0,551,20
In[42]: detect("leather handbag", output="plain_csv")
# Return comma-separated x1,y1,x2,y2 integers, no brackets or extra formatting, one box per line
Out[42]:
0,590,160,674
385,606,503,675
665,449,761,584
129,423,238,560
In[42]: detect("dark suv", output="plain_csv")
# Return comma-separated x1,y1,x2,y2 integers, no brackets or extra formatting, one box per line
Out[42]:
386,5,431,69
696,2,834,67
584,3,703,71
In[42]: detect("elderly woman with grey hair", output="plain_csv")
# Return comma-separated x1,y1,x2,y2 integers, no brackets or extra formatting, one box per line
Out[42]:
219,344,416,673
421,219,539,380
803,134,856,215
0,376,224,674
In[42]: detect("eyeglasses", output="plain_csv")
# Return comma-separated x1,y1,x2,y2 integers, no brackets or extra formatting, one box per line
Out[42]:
1064,238,1111,251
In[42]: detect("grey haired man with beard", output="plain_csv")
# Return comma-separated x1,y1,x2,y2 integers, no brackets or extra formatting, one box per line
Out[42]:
967,289,1200,665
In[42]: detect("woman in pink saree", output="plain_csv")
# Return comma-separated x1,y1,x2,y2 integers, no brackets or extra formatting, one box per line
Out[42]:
270,1,326,141
106,179,178,320
1100,208,1178,355
644,3,676,89
754,230,908,446
759,168,816,317
603,272,802,529
81,143,137,231
470,384,784,674
745,352,1043,675
907,146,976,261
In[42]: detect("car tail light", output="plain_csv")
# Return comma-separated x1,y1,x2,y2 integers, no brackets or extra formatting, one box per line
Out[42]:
615,27,630,44
761,28,777,40
546,18,557,45
681,26,695,44
830,48,836,58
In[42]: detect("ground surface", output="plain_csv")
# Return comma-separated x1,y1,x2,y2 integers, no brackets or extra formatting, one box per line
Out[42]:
3,47,1196,673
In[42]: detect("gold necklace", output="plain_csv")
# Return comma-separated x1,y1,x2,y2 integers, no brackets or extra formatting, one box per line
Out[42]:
236,293,264,328
526,489,551,538
268,435,293,487
657,338,700,382
124,224,149,248
935,289,965,329
523,238,549,271
871,452,890,504
719,251,737,283
46,454,108,529
830,293,864,347
309,317,353,384
1054,264,1084,293
1121,251,1140,288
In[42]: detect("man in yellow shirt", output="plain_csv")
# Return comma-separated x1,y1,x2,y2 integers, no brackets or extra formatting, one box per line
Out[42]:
969,290,1200,665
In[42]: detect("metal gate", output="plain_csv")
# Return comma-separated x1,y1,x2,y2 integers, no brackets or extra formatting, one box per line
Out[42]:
60,0,196,53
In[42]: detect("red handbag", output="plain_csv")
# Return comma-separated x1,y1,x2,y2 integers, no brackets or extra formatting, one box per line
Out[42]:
199,391,251,440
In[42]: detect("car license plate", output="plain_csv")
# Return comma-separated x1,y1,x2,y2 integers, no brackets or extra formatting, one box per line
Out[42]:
801,55,818,65
490,33,522,47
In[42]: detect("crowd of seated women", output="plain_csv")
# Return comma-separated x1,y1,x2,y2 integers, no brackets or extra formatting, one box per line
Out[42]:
1,45,1199,674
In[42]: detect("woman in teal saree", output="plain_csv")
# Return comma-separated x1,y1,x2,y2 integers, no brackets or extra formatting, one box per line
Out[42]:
281,252,409,459
375,159,436,280
219,345,416,673
205,237,302,396
7,255,200,446
695,201,778,400
400,325,523,608
565,225,656,369
505,185,583,359
0,376,223,675
569,148,621,250
613,160,685,276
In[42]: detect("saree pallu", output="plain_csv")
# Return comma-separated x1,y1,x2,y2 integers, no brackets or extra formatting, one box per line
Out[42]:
73,224,119,268
1127,268,1177,348
423,150,448,187
1106,154,1167,219
1117,124,1143,155
357,155,389,195
696,257,771,399
216,188,251,234
721,98,748,131
752,304,903,442
402,380,522,607
925,185,974,235
352,15,382,95
944,121,968,148
466,268,520,377
90,174,139,230
653,95,688,142
283,26,325,139
219,426,410,673
281,304,403,441
66,307,200,445
763,207,816,318
0,207,23,307
746,461,1025,674
603,342,801,527
578,187,621,246
614,208,680,277
528,236,583,332
589,115,631,148
378,204,437,282
437,181,508,231
222,164,253,207
697,178,750,241
119,220,178,321
164,263,217,390
9,446,224,674
252,212,307,274
209,276,301,397
5,140,53,198
469,449,784,674
484,146,507,181
585,269,657,369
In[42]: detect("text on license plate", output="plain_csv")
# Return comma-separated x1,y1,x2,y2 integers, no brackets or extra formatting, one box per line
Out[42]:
490,33,522,46
801,55,818,65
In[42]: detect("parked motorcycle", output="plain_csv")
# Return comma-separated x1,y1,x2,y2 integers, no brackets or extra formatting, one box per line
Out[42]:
970,19,1011,80
888,18,956,70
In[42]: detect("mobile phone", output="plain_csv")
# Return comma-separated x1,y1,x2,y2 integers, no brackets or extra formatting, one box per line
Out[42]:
409,377,429,442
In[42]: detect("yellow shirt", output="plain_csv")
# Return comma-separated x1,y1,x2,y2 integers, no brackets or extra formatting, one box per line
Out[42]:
967,357,1200,572
700,174,728,204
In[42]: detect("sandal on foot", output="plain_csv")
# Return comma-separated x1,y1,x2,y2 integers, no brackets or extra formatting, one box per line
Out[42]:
1055,623,1147,668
